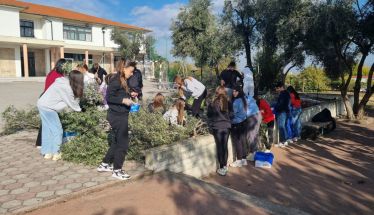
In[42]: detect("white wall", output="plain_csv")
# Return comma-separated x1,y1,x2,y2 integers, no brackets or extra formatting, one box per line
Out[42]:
14,47,21,77
0,6,20,37
44,49,50,74
52,19,63,41
104,28,120,48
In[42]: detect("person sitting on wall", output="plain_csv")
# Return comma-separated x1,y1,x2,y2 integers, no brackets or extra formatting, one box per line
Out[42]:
163,98,186,126
148,93,167,114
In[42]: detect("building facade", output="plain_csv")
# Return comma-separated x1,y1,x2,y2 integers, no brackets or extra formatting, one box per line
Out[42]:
0,0,149,78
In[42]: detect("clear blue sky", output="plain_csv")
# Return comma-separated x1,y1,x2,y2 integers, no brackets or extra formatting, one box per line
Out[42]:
24,0,373,69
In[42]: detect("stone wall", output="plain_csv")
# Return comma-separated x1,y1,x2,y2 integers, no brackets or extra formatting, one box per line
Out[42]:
0,48,16,77
145,135,235,179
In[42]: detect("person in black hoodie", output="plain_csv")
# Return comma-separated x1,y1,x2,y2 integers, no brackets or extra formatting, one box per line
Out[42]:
128,66,143,100
97,59,136,181
274,82,291,147
90,63,107,84
207,86,231,176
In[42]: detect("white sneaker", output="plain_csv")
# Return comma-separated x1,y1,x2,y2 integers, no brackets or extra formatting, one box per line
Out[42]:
241,159,248,166
293,137,299,142
274,144,280,148
97,163,113,172
44,154,53,159
112,170,131,180
265,149,271,153
287,139,293,144
284,142,289,146
246,153,255,161
52,153,62,161
230,160,243,168
217,168,226,176
280,143,286,148
36,146,41,149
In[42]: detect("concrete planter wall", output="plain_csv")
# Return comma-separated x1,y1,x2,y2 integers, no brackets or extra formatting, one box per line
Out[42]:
145,135,235,179
300,93,354,123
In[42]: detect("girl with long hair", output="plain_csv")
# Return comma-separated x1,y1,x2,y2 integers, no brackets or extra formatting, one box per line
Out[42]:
163,98,186,126
37,70,84,161
97,59,136,180
174,75,207,117
207,86,231,176
36,58,68,148
230,86,248,168
287,86,302,142
148,93,167,114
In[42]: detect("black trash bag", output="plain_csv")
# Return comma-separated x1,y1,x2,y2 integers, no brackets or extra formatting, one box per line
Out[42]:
311,108,336,130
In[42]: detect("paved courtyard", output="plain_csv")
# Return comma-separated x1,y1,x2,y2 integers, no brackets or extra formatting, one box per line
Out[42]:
0,130,145,214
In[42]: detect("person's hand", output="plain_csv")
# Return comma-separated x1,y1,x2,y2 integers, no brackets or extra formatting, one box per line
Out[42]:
131,92,138,98
122,98,134,106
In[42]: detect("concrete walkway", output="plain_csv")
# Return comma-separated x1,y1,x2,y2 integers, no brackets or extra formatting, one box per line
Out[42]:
0,130,146,215
24,172,308,215
205,119,374,215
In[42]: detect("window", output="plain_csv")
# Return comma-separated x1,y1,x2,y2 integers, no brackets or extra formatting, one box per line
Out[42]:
20,20,34,37
63,24,92,42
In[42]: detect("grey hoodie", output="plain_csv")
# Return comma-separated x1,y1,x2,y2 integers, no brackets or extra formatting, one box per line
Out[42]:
37,77,81,112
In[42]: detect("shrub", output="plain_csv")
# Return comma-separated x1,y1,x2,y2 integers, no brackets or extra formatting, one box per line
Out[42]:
1,105,40,135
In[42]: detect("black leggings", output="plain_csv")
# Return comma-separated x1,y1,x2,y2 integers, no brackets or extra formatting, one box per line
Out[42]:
231,120,248,160
192,89,207,117
212,129,230,168
103,111,129,170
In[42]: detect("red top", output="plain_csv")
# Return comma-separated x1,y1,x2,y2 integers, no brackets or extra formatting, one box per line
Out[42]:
290,93,301,108
258,99,275,123
44,70,64,91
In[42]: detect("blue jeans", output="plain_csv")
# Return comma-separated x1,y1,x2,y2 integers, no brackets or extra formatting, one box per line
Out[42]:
291,108,302,138
277,112,288,142
38,107,63,155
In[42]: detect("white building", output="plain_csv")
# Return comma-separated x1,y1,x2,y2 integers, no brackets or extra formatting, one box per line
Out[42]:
0,0,150,77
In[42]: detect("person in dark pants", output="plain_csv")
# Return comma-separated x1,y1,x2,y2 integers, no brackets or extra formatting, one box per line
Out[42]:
97,59,136,181
274,82,291,147
90,63,107,84
128,67,143,100
255,95,275,151
230,86,248,168
174,75,207,117
207,86,231,176
36,59,67,148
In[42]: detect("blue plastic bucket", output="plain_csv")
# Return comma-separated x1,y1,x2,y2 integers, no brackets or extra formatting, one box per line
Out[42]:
254,152,274,164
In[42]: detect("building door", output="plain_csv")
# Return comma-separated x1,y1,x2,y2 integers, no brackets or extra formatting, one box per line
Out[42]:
21,52,36,77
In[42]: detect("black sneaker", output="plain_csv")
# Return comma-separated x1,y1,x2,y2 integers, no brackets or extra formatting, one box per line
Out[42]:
112,170,131,180
97,163,113,172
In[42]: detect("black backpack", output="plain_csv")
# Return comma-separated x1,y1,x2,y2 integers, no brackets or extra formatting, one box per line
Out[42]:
312,108,336,130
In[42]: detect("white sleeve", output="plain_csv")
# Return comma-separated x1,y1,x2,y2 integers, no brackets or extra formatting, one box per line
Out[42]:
58,85,81,112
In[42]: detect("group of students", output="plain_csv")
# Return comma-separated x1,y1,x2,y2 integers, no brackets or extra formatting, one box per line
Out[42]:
36,57,302,180
207,62,303,176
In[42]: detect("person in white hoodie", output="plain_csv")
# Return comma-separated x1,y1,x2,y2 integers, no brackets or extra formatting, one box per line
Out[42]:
37,70,84,161
174,75,207,117
243,66,254,97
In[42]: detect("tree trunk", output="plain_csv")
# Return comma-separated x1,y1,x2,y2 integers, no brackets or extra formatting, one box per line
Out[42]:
341,90,355,120
340,73,355,120
356,62,374,119
353,54,367,115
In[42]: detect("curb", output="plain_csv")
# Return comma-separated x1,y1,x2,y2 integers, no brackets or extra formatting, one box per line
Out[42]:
168,172,310,215
10,168,153,215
